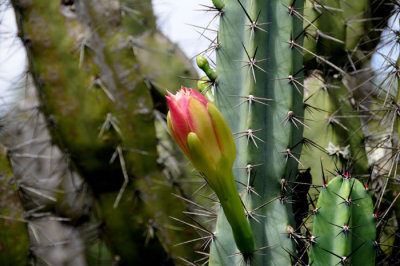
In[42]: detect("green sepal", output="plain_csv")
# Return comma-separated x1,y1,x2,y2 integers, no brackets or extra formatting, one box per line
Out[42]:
187,132,232,197
187,132,216,178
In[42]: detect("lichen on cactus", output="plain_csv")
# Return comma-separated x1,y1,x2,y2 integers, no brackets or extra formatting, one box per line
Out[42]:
309,174,376,265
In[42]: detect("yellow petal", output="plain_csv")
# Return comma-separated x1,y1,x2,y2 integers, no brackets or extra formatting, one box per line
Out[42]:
207,103,236,166
188,98,221,163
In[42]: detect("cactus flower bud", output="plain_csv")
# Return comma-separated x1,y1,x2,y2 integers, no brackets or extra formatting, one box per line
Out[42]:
166,87,254,255
166,87,235,178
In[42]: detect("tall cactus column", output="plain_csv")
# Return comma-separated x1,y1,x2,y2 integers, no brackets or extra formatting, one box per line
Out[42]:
207,0,305,264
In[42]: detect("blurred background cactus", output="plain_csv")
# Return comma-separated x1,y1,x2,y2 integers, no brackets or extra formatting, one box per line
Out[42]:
0,0,400,265
1,0,202,264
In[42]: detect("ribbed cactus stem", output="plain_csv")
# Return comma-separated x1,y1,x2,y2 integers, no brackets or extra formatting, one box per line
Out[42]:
300,74,369,187
310,175,376,265
206,0,305,264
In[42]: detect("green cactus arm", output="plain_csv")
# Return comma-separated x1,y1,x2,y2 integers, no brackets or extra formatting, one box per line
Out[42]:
197,76,215,101
316,0,346,57
310,176,376,266
300,74,369,187
342,0,369,51
302,0,391,66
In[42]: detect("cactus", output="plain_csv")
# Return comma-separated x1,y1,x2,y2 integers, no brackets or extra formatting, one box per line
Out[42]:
192,0,306,264
1,76,115,265
300,73,369,187
302,0,390,65
2,0,400,264
185,0,396,265
309,174,376,265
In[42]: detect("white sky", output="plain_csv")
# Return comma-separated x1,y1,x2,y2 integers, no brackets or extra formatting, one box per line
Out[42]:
153,0,218,62
371,13,400,72
0,4,26,112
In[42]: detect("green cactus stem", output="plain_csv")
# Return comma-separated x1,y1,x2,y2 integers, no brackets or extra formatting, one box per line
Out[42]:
300,73,369,188
200,0,305,264
310,175,376,265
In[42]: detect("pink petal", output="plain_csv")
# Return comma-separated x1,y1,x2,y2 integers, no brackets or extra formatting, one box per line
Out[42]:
185,87,209,107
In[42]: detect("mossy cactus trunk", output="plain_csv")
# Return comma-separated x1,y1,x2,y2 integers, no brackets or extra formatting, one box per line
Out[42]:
9,0,200,264
1,76,103,265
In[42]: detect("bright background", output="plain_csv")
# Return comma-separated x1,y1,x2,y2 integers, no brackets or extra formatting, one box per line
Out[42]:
0,1,398,113
0,0,218,112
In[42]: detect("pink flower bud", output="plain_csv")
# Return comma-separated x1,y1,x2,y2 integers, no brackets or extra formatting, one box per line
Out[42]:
166,87,254,255
166,87,236,174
